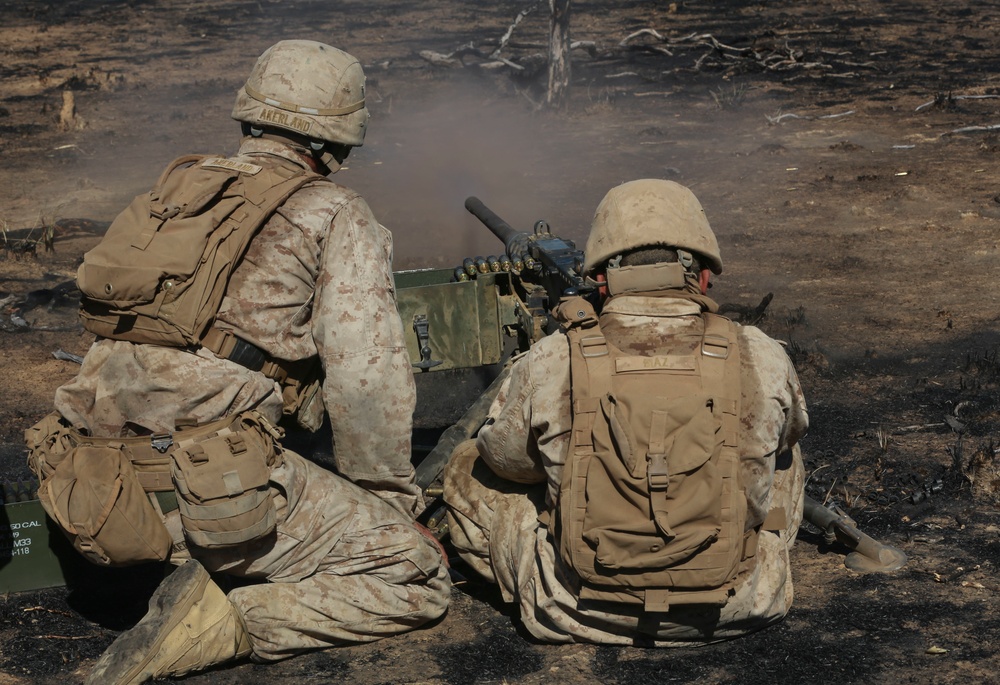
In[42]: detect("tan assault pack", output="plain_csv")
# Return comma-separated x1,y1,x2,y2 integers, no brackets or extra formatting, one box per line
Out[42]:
78,154,321,348
557,300,753,612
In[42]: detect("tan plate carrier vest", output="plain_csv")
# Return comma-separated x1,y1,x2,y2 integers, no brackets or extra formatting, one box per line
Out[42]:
558,301,758,612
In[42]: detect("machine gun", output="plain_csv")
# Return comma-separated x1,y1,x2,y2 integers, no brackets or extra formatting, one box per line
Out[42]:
411,195,907,574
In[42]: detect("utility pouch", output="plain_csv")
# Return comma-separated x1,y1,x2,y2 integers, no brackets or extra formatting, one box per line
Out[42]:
26,412,172,567
170,411,281,549
38,446,172,567
267,355,324,432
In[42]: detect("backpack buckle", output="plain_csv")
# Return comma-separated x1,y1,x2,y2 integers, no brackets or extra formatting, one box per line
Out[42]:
647,452,670,491
580,334,608,358
150,433,173,453
702,335,730,359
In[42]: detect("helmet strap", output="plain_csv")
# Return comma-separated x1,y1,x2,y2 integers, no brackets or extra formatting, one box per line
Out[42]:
592,272,610,302
240,123,349,174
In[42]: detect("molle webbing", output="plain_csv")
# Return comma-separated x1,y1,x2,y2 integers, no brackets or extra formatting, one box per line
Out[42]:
559,309,749,612
169,412,281,548
68,414,246,494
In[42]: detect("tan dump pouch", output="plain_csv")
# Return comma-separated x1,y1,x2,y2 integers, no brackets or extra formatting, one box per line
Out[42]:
25,413,172,567
170,412,281,549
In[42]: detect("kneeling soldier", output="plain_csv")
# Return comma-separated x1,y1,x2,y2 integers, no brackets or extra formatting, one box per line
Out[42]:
26,40,449,683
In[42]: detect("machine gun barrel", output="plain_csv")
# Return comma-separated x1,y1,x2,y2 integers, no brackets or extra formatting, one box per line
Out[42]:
465,196,522,253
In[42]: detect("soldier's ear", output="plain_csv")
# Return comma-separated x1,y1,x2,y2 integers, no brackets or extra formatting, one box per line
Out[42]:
595,271,609,301
699,268,711,295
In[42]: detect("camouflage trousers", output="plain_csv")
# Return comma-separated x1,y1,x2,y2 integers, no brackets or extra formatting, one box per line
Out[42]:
164,450,450,661
444,440,805,646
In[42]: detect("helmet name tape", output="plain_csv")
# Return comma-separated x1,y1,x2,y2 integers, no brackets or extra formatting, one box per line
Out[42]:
245,84,365,117
257,107,313,134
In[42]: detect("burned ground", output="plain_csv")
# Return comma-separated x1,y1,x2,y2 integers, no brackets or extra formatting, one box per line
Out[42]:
1,0,1000,683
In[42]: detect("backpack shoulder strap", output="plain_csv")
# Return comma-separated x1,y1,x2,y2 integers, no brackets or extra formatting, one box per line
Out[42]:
700,312,741,451
559,296,614,447
154,155,211,188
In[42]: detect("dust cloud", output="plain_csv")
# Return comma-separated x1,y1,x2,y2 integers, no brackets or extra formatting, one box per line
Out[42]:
350,77,616,270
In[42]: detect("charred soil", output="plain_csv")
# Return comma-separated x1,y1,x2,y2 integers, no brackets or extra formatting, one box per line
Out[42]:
1,1,1000,683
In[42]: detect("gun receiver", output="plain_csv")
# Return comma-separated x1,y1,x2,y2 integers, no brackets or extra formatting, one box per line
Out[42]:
464,196,593,307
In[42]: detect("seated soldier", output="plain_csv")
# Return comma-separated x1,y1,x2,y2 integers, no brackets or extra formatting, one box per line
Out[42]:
444,179,807,645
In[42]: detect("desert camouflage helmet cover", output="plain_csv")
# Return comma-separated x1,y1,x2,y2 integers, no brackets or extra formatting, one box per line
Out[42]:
232,40,369,147
584,178,723,274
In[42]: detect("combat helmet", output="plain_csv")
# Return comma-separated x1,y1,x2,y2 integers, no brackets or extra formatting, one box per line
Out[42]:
584,179,723,275
232,40,369,152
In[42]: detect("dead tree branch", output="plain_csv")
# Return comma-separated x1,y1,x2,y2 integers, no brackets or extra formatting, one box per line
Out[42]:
765,109,856,124
944,124,1000,136
493,4,538,59
915,93,1000,112
417,19,878,100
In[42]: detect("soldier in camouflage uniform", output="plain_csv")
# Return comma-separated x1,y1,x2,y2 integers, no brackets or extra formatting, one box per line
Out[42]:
50,40,450,683
444,179,808,645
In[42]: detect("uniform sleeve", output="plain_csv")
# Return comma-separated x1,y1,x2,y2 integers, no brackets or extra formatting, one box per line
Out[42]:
776,349,809,468
476,354,546,484
738,326,810,525
476,333,572,505
312,195,422,518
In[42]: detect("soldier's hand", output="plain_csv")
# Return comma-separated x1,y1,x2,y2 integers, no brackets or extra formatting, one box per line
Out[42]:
413,521,449,568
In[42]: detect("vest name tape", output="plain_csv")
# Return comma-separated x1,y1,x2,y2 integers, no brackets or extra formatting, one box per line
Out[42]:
615,355,697,373
200,158,263,175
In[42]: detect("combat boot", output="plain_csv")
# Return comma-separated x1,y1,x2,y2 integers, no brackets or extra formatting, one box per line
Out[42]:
85,559,252,685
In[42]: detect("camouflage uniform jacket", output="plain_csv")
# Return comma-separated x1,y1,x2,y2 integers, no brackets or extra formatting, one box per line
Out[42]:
55,137,422,517
478,294,808,538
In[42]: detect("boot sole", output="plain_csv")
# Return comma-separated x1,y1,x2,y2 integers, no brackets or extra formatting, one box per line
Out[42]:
86,561,211,685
